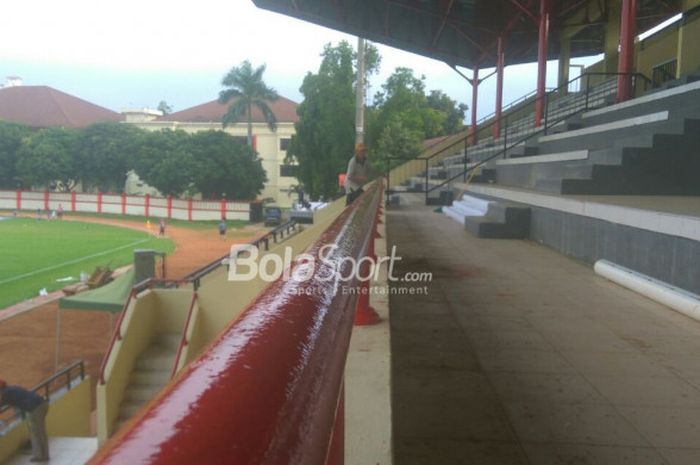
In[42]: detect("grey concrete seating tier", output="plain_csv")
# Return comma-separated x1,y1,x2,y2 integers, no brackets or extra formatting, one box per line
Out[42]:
482,77,700,196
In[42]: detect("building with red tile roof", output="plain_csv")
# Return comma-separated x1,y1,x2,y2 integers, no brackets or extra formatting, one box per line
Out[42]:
0,85,122,128
156,95,299,124
128,95,300,207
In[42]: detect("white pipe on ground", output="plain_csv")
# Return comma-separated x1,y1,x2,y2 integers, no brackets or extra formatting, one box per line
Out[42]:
594,259,700,321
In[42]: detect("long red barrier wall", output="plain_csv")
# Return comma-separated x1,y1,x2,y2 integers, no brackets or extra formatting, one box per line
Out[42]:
88,183,381,465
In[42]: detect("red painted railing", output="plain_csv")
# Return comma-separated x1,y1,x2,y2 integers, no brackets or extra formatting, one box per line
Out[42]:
97,279,154,385
98,289,135,385
88,183,381,465
97,218,301,386
170,293,199,378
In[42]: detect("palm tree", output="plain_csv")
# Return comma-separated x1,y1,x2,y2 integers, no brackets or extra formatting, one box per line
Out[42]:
218,60,279,147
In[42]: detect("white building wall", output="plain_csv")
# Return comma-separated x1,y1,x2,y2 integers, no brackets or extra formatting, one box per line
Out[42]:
127,121,298,208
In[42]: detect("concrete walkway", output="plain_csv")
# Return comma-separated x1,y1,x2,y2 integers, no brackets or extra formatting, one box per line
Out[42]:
4,437,97,465
388,201,700,465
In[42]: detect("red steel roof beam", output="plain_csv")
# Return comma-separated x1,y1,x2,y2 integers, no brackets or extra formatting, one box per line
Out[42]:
509,0,539,23
431,0,457,48
451,24,496,63
477,0,534,64
387,0,495,34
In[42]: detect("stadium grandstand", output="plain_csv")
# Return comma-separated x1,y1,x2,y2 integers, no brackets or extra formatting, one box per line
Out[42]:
2,1,700,465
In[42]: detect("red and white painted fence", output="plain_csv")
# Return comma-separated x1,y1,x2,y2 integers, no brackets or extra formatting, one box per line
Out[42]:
0,190,261,222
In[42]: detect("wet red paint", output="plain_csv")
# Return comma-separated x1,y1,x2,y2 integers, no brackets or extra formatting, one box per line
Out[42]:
88,184,382,465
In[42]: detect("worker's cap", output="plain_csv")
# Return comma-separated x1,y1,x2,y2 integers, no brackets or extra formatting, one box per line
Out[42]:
354,143,367,153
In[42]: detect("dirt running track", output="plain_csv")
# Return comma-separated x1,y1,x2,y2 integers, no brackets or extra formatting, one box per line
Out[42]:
0,215,265,409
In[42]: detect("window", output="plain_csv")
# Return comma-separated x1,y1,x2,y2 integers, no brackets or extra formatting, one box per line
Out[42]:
279,164,298,177
280,138,291,151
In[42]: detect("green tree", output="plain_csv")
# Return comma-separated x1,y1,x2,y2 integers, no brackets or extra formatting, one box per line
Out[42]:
190,131,267,199
287,41,380,199
218,60,279,147
427,90,468,134
366,68,468,168
368,68,444,145
157,100,173,115
16,127,80,191
132,129,197,196
0,121,31,189
77,122,145,193
375,117,423,167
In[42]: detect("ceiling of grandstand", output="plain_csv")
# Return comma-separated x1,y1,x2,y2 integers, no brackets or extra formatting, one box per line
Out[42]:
252,0,681,68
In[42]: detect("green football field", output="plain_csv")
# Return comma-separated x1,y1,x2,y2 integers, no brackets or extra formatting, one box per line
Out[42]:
0,218,174,309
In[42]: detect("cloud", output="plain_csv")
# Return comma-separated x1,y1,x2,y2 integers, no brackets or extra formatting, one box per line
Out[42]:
0,0,602,118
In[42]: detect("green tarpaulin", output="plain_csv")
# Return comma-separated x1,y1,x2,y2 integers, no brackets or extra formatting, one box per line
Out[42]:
59,269,134,313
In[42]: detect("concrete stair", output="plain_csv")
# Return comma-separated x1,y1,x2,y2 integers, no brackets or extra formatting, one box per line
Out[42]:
113,332,180,433
443,194,490,223
443,194,531,239
493,109,700,195
464,200,531,239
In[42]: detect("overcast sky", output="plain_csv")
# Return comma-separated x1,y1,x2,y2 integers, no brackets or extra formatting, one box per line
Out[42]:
0,0,601,121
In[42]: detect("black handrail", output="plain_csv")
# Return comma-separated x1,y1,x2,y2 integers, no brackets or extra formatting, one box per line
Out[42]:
1,360,85,425
475,87,554,127
384,71,651,203
175,220,299,290
425,71,652,196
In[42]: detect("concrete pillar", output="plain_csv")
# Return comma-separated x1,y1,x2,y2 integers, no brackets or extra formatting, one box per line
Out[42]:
534,0,551,127
604,0,622,74
677,0,700,76
558,36,571,94
494,37,505,138
470,66,479,144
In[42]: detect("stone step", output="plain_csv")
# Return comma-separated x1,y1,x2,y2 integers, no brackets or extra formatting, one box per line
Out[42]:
154,332,181,352
130,369,172,386
135,348,177,371
118,400,146,419
464,216,529,239
485,202,531,226
124,384,163,403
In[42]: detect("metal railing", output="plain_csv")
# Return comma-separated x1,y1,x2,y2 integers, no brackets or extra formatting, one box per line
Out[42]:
652,59,678,87
1,361,85,427
425,71,652,196
385,71,652,204
171,292,199,378
88,182,384,465
475,87,554,127
98,219,300,385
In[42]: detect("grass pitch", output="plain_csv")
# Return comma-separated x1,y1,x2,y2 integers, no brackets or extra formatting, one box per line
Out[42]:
0,218,174,309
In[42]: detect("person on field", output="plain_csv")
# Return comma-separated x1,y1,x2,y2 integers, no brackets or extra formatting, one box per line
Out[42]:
0,380,49,462
345,143,369,206
218,218,227,240
159,218,166,237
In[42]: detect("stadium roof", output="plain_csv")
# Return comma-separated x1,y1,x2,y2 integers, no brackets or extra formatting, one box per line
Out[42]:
157,95,299,123
252,0,681,69
0,85,123,128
